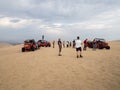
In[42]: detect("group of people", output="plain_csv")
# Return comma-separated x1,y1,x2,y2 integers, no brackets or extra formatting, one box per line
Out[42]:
83,38,97,50
53,36,101,58
57,36,83,58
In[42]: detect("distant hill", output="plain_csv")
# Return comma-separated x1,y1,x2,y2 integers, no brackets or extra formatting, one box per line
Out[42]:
0,40,23,48
111,40,120,42
0,41,22,45
0,43,12,48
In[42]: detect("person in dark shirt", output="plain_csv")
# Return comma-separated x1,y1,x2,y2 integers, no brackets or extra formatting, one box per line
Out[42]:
58,38,62,56
53,41,55,48
83,39,88,50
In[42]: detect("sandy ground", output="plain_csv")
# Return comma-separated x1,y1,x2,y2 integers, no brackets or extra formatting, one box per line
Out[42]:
0,41,120,90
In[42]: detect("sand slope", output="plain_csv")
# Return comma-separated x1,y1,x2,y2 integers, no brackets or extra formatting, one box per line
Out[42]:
0,42,120,90
0,43,12,48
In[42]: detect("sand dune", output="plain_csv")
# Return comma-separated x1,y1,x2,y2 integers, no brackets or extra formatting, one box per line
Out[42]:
0,41,120,90
0,43,12,48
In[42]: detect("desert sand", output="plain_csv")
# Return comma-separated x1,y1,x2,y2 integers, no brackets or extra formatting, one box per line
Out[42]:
0,41,120,90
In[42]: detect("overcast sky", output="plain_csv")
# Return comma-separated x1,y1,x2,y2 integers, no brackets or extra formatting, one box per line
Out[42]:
0,0,120,42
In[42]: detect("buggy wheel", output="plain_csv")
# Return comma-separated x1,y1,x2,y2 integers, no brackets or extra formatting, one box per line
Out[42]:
99,45,103,49
106,46,110,49
31,46,35,51
22,48,25,52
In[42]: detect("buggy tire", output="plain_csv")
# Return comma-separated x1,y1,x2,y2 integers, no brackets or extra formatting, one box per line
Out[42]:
106,46,110,49
48,45,51,47
31,46,35,51
22,48,25,52
99,45,103,49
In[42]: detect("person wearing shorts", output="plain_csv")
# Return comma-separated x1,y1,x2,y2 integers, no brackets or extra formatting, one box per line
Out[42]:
75,36,83,58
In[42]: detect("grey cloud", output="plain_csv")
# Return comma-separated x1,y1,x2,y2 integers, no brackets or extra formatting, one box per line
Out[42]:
0,0,119,22
10,19,20,23
0,0,120,42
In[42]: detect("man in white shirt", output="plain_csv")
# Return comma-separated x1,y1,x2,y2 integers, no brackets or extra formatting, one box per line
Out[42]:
75,36,83,58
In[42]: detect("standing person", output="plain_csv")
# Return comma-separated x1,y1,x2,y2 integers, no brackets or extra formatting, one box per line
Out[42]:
53,41,55,48
93,39,96,50
63,41,65,48
58,38,62,56
75,36,83,58
73,40,75,48
66,41,69,48
70,42,72,47
42,35,44,40
83,39,88,50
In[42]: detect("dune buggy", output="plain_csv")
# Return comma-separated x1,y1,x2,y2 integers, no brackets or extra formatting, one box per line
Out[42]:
37,40,51,47
22,39,39,52
87,38,110,49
